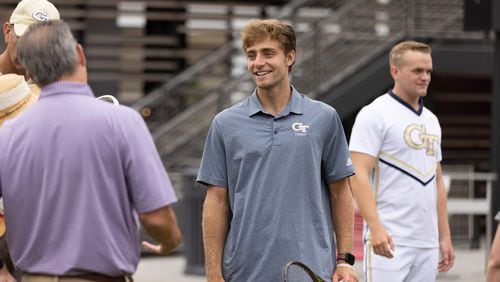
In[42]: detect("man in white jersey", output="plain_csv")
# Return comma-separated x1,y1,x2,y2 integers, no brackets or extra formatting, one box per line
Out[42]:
349,41,455,281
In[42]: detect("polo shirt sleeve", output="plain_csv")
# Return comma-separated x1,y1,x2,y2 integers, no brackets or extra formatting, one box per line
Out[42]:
349,105,384,158
322,109,355,183
119,108,177,213
197,116,228,188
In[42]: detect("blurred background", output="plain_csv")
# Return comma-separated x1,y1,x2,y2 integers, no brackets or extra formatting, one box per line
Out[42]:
1,0,499,281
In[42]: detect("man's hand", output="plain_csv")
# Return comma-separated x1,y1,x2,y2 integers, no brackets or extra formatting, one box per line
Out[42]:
139,206,182,256
438,238,455,272
141,241,166,256
333,265,358,282
370,226,395,258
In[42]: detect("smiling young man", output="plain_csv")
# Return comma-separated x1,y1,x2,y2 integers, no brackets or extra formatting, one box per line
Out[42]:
349,41,455,281
197,19,358,282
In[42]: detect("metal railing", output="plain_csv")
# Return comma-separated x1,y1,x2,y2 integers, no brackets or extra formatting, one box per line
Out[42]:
444,171,497,265
133,0,487,172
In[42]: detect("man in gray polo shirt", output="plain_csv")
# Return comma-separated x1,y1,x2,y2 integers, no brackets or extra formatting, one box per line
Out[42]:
198,19,358,282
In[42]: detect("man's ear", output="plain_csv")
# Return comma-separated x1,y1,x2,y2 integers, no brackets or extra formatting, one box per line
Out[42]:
286,49,296,67
3,22,11,43
390,65,399,81
76,44,86,67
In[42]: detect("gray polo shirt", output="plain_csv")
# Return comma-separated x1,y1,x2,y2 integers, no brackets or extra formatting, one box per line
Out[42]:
197,86,354,281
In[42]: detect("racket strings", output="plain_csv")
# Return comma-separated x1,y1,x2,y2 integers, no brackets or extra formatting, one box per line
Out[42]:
283,262,324,282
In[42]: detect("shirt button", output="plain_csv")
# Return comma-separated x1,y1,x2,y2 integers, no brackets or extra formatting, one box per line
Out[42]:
274,130,278,134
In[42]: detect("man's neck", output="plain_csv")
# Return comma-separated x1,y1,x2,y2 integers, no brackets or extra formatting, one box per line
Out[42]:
59,65,88,84
392,88,420,112
256,84,291,116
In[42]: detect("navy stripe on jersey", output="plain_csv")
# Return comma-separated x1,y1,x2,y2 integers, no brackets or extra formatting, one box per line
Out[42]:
379,158,435,186
389,89,423,116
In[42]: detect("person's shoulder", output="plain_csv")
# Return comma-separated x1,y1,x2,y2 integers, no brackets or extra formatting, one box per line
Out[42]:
357,93,385,110
369,93,392,107
302,94,337,114
357,93,391,115
100,101,137,114
214,97,249,120
102,103,144,124
303,94,329,107
422,106,439,121
422,106,436,116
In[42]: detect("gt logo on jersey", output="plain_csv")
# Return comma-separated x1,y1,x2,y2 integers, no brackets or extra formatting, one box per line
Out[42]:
292,122,309,136
292,123,309,132
404,124,439,155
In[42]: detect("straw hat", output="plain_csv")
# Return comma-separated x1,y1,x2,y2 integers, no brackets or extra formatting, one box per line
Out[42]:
0,73,40,127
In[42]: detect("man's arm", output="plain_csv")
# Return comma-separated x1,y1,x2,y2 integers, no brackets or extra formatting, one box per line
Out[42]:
203,186,229,282
139,205,182,256
435,162,455,272
329,178,358,282
350,152,394,258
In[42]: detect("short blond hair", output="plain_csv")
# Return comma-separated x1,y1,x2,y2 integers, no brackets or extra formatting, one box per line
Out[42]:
389,41,431,68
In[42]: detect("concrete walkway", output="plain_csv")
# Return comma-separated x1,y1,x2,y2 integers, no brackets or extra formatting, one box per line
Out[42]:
133,247,487,282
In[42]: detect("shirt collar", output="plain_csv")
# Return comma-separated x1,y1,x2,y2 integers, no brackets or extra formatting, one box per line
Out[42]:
40,81,94,99
388,89,424,116
248,85,304,117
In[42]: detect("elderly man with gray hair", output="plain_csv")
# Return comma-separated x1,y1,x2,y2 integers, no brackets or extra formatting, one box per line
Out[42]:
0,20,182,282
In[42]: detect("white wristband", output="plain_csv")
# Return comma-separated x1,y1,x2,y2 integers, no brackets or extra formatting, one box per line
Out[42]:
336,263,354,270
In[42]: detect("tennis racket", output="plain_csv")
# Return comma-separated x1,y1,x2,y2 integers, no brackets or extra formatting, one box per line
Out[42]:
283,261,326,282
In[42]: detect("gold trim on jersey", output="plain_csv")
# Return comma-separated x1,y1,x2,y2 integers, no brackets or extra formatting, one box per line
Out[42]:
379,151,437,178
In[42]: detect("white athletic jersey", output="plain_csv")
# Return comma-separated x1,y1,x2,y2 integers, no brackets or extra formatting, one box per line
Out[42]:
350,92,441,248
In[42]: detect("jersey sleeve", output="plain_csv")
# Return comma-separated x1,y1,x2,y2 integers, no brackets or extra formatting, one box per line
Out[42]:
349,105,384,157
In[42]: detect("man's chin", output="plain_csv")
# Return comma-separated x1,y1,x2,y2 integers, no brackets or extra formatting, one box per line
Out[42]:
418,89,428,97
254,79,270,88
